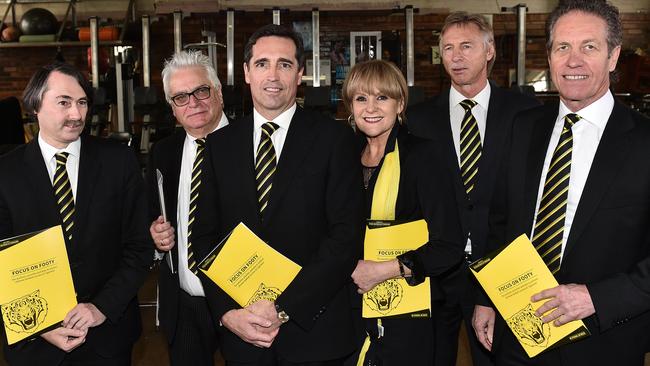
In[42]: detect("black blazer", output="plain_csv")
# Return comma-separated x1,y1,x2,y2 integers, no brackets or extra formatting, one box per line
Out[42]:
0,135,152,365
407,83,540,302
193,107,365,363
357,124,464,366
363,125,465,284
488,101,650,365
146,129,185,344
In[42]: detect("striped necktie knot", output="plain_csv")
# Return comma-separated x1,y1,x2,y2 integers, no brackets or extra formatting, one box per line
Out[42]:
459,99,477,112
196,137,206,149
55,152,69,165
261,122,279,137
564,113,581,129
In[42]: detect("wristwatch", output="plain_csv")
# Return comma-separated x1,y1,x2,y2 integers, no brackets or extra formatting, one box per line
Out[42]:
275,304,290,324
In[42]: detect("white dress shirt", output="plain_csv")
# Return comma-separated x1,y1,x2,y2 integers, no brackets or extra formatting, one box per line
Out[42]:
531,91,614,262
38,135,81,201
252,103,296,161
177,113,229,296
449,83,491,254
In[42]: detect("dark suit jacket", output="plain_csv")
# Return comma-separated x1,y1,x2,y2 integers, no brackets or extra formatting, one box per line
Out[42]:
407,83,540,303
488,100,650,365
146,129,185,344
357,124,464,364
193,107,365,363
363,124,464,284
0,135,152,365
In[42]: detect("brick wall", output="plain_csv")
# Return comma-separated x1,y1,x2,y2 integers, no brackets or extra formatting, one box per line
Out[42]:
1,10,648,107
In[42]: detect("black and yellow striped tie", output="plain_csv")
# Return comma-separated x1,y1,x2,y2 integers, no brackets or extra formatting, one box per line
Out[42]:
187,138,205,274
54,152,75,242
255,122,279,216
460,99,482,197
532,113,581,275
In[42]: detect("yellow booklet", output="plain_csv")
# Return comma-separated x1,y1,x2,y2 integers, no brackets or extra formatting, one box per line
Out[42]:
362,220,431,319
0,226,77,345
199,222,302,307
470,234,590,357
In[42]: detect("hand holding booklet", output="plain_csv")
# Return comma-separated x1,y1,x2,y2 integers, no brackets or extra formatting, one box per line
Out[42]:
0,226,77,345
470,234,590,357
198,223,301,307
362,219,431,319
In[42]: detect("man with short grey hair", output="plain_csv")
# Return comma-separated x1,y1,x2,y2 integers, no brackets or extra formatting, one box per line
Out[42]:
407,11,539,366
148,50,228,366
473,1,650,364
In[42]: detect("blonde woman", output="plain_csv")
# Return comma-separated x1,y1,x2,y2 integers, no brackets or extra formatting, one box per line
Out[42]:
344,60,465,366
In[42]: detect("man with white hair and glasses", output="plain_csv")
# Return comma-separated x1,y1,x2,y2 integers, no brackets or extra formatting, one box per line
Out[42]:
148,50,228,366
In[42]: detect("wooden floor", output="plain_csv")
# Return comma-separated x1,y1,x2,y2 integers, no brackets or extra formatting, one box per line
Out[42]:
1,268,649,365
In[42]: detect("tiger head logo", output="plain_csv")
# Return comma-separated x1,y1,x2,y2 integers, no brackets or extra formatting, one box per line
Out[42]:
363,279,403,315
246,283,282,307
507,304,550,347
1,290,48,334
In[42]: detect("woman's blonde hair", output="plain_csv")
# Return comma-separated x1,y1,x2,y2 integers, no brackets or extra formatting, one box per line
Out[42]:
342,60,408,123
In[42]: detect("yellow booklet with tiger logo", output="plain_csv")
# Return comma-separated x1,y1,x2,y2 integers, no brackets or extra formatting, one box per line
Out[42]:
470,234,590,357
362,219,431,319
199,222,301,307
0,226,77,345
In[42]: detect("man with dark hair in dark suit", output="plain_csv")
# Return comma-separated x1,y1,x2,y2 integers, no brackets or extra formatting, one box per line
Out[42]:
473,1,650,365
0,62,152,365
407,11,539,366
148,50,229,366
193,24,364,366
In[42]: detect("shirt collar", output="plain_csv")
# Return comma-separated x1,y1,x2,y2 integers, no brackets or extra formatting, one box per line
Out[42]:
253,103,297,132
38,134,81,162
558,90,613,132
449,81,491,110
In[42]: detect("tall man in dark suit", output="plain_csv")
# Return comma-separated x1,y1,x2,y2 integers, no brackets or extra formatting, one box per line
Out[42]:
148,51,229,366
0,62,152,365
473,1,650,365
407,12,539,366
193,24,364,366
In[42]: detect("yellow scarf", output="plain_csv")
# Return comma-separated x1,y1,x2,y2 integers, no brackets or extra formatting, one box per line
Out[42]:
357,140,401,366
370,141,400,220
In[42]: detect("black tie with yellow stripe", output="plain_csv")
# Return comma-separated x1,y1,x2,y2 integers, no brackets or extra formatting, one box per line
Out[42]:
54,152,75,242
256,122,279,216
532,113,581,275
187,138,205,275
460,99,482,197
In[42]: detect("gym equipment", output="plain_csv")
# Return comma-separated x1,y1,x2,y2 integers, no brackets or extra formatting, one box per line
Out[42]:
1,25,19,41
19,8,57,35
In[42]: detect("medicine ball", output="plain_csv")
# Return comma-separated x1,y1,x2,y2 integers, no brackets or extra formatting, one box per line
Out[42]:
20,8,58,36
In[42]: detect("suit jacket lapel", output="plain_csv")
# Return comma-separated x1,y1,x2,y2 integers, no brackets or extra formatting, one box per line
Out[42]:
166,132,185,226
263,108,317,221
23,140,60,224
523,104,559,234
74,136,101,253
236,115,261,225
563,102,634,258
165,132,185,272
435,93,465,192
476,84,505,199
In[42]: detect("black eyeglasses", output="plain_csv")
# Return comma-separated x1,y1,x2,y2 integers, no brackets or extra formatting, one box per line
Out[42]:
170,86,211,107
